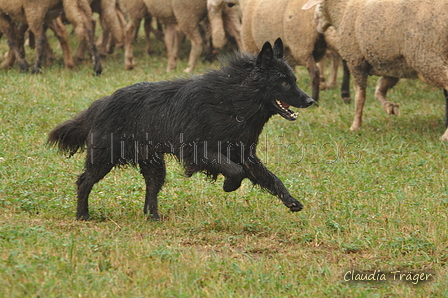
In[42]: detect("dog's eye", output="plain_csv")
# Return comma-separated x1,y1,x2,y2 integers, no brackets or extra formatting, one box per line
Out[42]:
281,82,290,89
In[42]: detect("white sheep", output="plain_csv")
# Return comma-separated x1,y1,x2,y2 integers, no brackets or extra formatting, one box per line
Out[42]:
241,0,348,102
304,0,448,141
207,0,243,50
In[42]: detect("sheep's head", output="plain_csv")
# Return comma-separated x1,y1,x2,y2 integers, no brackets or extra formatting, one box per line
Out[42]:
302,0,325,10
207,0,237,12
314,4,331,33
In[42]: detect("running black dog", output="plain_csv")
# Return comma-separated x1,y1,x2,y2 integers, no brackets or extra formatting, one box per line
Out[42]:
48,38,315,220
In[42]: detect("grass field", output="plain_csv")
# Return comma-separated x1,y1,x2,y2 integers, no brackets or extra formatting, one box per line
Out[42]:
1,27,448,297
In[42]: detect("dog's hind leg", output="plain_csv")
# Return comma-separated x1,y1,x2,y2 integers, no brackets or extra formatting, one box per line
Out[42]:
76,162,114,220
139,156,166,221
243,155,303,212
198,151,247,192
222,173,246,192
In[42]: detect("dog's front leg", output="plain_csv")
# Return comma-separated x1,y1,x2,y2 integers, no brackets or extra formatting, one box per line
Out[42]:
243,156,303,212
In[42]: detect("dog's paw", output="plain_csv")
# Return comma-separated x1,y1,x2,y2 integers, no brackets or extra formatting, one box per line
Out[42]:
284,196,303,212
223,176,243,192
147,214,161,221
76,212,90,221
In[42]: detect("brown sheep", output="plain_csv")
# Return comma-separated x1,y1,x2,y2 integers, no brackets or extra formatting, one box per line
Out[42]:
117,0,154,70
0,0,62,73
121,0,209,73
62,0,102,75
0,0,102,75
1,17,75,70
91,0,124,56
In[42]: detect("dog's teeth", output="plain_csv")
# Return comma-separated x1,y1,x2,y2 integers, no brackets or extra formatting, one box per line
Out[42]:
276,99,287,111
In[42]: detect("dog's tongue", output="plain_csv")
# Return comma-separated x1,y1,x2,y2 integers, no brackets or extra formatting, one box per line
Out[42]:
281,101,290,109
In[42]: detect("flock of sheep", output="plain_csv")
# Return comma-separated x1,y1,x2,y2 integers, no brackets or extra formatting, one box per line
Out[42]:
1,0,448,141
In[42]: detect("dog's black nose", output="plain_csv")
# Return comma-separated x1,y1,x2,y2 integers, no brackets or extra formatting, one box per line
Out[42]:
307,97,317,107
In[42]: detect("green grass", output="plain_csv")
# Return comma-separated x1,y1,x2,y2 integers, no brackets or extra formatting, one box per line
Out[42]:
1,26,448,297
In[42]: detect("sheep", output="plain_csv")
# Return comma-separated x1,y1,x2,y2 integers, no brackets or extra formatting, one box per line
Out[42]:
74,0,126,60
207,0,243,50
1,18,75,71
91,0,125,56
0,0,102,75
62,0,102,75
0,1,62,73
120,0,211,73
240,0,348,102
117,0,158,70
0,23,29,70
313,7,350,102
303,0,448,141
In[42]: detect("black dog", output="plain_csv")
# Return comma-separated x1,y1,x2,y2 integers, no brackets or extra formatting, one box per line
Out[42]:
48,38,315,220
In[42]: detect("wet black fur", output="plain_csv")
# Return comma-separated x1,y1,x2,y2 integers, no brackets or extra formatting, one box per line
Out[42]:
48,38,314,220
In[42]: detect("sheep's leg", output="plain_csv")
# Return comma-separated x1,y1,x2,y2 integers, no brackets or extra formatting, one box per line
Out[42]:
97,17,110,57
177,12,204,73
1,23,28,69
139,157,166,221
100,0,124,50
341,60,351,104
64,0,102,75
23,6,49,73
29,26,46,73
350,69,369,131
74,40,87,62
318,50,339,90
445,89,448,127
42,34,56,66
143,17,153,54
123,17,141,70
113,8,126,53
1,50,15,69
442,89,448,142
208,5,226,49
85,23,102,76
164,23,179,72
0,18,29,72
223,6,242,49
374,76,400,115
76,162,114,220
327,52,339,89
317,60,326,88
48,17,75,69
16,24,28,67
242,155,303,212
183,30,202,73
305,55,321,101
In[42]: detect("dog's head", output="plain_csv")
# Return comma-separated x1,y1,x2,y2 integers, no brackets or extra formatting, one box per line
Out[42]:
256,38,315,121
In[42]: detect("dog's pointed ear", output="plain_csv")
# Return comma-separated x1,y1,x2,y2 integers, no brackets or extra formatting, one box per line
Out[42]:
257,41,274,69
273,38,284,59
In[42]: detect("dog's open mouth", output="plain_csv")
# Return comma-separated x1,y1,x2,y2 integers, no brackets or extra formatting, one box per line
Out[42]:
275,99,297,121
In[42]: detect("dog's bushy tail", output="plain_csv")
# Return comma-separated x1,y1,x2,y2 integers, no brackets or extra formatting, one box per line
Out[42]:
47,97,107,156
